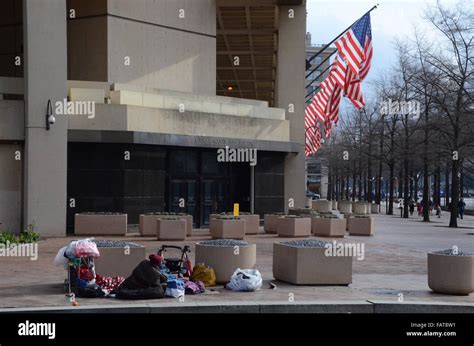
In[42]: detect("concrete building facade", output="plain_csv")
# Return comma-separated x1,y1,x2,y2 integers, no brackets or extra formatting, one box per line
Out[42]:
0,0,306,235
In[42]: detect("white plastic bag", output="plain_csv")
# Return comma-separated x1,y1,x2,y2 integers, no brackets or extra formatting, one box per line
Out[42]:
225,268,262,292
54,246,69,269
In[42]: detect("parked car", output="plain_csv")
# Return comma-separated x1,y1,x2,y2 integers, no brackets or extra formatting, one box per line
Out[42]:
306,191,320,200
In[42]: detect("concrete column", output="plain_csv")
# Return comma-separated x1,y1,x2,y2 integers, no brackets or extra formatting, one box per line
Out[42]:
23,0,67,235
276,4,306,211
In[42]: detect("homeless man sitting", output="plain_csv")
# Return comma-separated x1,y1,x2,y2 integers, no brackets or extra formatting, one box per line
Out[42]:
115,254,167,300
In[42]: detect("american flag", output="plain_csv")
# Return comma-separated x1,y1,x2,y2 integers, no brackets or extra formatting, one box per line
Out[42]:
304,13,373,155
305,122,321,156
342,15,372,109
335,13,372,76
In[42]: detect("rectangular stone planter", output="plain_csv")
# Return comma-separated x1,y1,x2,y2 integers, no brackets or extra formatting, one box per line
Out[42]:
370,204,379,214
140,214,192,236
94,245,146,277
428,252,474,295
347,217,375,236
240,214,259,234
139,214,158,236
179,214,193,237
209,218,246,240
157,219,186,241
75,213,127,236
311,217,346,238
275,217,311,238
353,202,368,214
312,199,331,212
338,201,352,214
264,214,281,234
273,242,352,285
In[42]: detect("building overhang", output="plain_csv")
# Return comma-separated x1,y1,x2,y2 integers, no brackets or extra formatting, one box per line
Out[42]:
68,130,302,153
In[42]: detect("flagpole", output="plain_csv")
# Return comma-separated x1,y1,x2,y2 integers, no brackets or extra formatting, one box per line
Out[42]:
306,4,379,66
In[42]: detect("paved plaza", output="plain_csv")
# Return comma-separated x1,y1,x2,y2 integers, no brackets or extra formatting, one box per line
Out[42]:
1,211,473,312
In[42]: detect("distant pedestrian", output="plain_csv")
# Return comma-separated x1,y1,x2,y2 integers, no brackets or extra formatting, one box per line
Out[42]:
417,203,423,216
458,198,466,219
429,199,433,216
435,204,442,218
398,199,403,218
409,199,415,216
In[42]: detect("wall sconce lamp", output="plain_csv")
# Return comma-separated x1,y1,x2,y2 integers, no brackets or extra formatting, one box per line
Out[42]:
46,99,56,130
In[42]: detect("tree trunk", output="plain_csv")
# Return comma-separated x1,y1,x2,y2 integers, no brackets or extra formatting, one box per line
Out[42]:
423,162,430,222
363,174,367,201
346,174,350,200
445,163,450,207
388,163,394,215
449,158,459,228
403,159,409,218
352,161,356,201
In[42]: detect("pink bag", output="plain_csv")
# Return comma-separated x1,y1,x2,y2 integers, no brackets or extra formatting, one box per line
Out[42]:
75,239,100,258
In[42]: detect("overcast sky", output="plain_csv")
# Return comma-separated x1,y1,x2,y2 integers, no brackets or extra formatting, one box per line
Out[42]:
306,0,458,108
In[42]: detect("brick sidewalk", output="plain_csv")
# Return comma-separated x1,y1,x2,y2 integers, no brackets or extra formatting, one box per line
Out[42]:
0,212,473,310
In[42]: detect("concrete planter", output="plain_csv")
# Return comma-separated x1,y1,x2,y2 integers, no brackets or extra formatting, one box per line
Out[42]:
428,252,474,295
332,200,338,210
312,199,332,212
140,214,192,236
209,218,246,240
338,201,352,214
275,217,311,238
353,202,368,214
347,217,375,236
370,204,379,214
156,218,186,241
240,214,259,235
75,213,127,236
364,202,372,214
139,214,157,236
195,241,256,284
209,213,220,220
273,241,352,285
94,244,146,277
264,214,283,234
311,217,346,238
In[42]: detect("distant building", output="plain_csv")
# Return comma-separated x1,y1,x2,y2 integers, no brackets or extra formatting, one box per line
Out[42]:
305,32,337,99
0,0,307,235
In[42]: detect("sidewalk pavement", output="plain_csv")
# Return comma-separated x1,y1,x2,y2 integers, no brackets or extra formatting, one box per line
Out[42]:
0,211,473,313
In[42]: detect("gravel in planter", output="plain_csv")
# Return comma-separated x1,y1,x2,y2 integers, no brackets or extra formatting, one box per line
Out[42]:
156,216,182,220
93,240,143,248
214,215,241,220
282,239,330,248
353,214,370,218
433,249,473,256
80,212,124,215
199,239,251,247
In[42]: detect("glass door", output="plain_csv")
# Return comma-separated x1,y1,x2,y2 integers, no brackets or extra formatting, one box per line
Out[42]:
201,179,228,226
169,179,199,228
